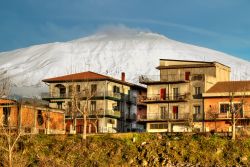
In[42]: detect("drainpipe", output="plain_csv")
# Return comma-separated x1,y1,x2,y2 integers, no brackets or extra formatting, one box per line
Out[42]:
104,81,107,117
202,98,205,132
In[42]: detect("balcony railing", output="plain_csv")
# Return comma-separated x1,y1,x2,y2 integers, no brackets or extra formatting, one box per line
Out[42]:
137,113,190,121
193,113,203,121
139,74,189,83
88,109,121,118
137,95,147,104
205,112,250,120
142,93,189,102
42,91,122,100
66,109,121,118
139,74,204,83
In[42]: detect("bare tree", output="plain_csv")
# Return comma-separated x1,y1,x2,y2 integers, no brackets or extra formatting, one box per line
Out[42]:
0,75,23,167
207,105,219,132
0,116,22,167
0,75,11,98
184,113,194,132
70,82,95,140
228,92,245,140
225,82,248,140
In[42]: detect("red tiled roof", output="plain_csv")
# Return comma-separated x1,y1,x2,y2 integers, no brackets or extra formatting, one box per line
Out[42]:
42,71,145,88
206,81,250,93
42,71,111,82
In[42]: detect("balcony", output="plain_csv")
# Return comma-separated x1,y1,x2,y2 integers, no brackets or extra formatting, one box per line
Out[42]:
137,113,190,122
139,74,190,84
137,95,147,105
192,94,202,99
41,91,122,100
66,109,121,118
141,93,189,103
126,113,137,121
193,113,203,121
191,74,204,81
205,112,250,120
89,109,121,118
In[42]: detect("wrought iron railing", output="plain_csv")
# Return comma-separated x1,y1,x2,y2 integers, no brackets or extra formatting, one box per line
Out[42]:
137,113,190,121
141,93,189,102
139,74,204,83
139,74,188,83
42,91,122,99
205,112,250,119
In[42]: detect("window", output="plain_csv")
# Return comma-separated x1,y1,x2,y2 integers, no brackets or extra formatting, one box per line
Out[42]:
194,106,201,114
59,87,66,97
233,103,243,117
91,84,97,94
112,103,119,111
220,103,229,113
194,87,201,95
37,110,44,126
90,101,96,113
68,85,73,96
3,107,11,126
77,85,80,92
193,87,202,99
173,88,179,100
160,106,168,119
68,102,72,111
150,123,168,129
192,74,203,81
233,103,243,112
57,102,62,109
113,85,120,93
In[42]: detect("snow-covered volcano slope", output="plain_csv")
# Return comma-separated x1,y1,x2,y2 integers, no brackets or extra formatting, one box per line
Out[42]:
0,29,249,96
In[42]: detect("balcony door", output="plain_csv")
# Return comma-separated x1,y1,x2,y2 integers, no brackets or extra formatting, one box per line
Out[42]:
160,106,168,119
3,107,10,126
55,84,66,97
91,84,97,95
90,101,97,115
173,88,179,100
160,88,166,100
173,106,178,119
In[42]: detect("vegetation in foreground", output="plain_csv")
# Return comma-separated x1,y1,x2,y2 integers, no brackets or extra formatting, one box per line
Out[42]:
1,133,250,166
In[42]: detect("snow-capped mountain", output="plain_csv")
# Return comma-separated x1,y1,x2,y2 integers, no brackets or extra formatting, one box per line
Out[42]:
0,28,249,96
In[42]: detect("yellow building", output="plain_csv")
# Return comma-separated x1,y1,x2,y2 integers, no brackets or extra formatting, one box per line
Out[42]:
43,71,145,133
139,59,231,132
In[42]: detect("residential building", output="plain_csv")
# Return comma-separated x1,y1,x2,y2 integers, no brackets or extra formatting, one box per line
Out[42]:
42,71,146,133
203,81,250,132
130,85,147,131
0,98,65,134
139,59,231,132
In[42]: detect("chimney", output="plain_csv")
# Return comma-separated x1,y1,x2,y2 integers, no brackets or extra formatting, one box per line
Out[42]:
121,72,125,82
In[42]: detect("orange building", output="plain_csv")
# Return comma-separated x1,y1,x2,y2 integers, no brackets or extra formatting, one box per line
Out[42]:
203,81,250,132
0,98,65,134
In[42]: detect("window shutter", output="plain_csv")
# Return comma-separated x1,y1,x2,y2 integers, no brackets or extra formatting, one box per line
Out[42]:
160,88,166,100
185,72,190,80
173,106,178,113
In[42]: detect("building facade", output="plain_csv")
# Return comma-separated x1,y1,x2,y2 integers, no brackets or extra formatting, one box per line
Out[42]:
139,59,231,132
203,81,250,132
42,71,146,133
0,98,65,134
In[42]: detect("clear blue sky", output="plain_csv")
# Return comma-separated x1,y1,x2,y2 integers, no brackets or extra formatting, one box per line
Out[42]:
0,0,249,61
